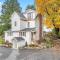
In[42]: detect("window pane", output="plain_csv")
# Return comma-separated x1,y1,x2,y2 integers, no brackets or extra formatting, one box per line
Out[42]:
15,21,17,26
28,22,30,28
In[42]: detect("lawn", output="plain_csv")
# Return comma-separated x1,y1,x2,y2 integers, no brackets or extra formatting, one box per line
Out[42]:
0,37,5,45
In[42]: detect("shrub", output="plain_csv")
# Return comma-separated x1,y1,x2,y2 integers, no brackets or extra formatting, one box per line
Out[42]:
8,43,12,48
28,44,38,47
44,37,53,48
0,37,5,45
5,41,12,48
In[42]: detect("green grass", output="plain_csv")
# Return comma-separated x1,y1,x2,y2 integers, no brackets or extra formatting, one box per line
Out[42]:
0,37,5,45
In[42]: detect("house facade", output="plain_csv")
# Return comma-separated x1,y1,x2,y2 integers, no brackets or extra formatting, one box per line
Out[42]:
5,9,52,49
5,9,37,49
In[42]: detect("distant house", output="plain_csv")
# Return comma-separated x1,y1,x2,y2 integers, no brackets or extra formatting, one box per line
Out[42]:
5,9,36,49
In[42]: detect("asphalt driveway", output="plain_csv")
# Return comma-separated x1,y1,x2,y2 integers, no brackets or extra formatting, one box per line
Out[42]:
0,47,60,60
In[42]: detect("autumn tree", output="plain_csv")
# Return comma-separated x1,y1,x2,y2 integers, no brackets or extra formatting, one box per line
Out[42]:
35,0,60,39
35,0,44,42
44,0,60,37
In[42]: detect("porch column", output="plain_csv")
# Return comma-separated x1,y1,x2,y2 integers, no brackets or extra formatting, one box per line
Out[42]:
26,32,31,45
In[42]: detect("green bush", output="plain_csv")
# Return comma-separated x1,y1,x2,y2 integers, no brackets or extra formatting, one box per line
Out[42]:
44,37,53,48
28,44,38,47
0,37,5,45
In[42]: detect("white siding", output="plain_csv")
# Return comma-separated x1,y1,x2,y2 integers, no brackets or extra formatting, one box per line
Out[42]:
23,9,36,20
12,32,20,37
25,32,32,45
5,10,37,47
5,31,20,43
27,20,35,28
5,31,13,43
11,12,20,31
12,40,26,49
20,20,27,30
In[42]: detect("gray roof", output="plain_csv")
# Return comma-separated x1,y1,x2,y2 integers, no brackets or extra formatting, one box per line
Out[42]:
6,28,36,32
13,37,25,41
20,28,36,31
18,13,27,20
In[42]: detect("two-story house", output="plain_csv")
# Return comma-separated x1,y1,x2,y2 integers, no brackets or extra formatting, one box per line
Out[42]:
5,9,52,49
5,9,36,49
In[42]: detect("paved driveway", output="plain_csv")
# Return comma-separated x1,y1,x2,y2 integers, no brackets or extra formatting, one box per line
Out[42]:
0,47,60,60
0,47,13,60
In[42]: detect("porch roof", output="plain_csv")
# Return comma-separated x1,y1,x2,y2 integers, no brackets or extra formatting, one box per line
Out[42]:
20,28,36,32
5,28,36,32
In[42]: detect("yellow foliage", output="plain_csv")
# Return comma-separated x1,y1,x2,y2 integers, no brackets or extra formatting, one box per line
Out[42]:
36,6,45,15
35,0,43,6
35,0,60,28
44,17,54,28
55,16,60,28
35,0,55,15
35,0,44,14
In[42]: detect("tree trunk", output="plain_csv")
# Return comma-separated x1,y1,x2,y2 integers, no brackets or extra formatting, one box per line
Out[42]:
38,13,42,43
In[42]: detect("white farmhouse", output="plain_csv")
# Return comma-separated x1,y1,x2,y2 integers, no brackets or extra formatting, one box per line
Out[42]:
5,9,52,49
5,9,37,49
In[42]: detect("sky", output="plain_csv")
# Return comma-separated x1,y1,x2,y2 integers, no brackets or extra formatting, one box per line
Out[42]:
0,2,2,15
19,0,34,12
0,0,34,13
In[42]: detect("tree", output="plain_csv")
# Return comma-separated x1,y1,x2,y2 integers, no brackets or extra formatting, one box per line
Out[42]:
35,0,60,39
44,0,60,37
35,0,43,42
26,5,35,10
0,0,22,35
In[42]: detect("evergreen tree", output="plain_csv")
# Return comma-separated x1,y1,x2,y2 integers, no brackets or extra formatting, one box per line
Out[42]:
26,5,35,10
0,0,22,35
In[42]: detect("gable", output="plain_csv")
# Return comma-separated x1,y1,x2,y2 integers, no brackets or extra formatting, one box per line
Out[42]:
10,11,27,21
10,12,20,21
23,9,37,20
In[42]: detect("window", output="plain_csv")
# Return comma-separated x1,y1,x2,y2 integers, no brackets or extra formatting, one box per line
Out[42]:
8,32,13,36
28,13,31,19
21,32,22,36
23,32,26,36
31,13,33,19
19,32,21,36
14,21,17,26
28,22,30,28
28,13,33,20
19,32,26,36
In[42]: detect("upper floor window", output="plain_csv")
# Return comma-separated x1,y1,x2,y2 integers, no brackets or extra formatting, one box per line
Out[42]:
28,22,30,28
14,21,17,26
28,13,33,20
